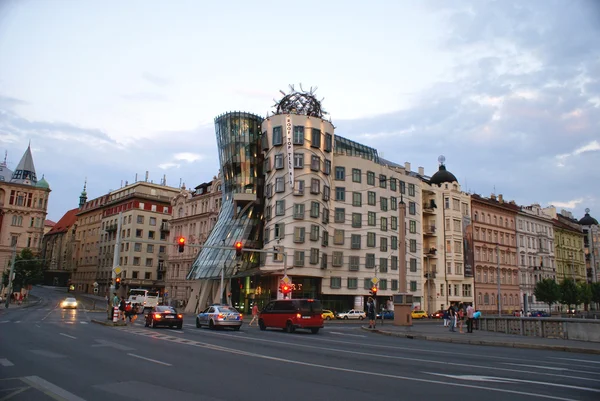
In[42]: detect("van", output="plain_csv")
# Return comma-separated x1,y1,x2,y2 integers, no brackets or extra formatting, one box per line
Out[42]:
258,299,324,334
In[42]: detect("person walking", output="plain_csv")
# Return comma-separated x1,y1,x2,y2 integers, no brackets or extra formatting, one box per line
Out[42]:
448,305,456,332
442,309,449,327
466,304,474,333
249,303,259,326
457,305,465,333
367,297,376,329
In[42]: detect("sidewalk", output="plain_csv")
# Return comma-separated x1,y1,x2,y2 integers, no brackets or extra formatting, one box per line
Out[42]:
364,321,600,355
0,295,41,311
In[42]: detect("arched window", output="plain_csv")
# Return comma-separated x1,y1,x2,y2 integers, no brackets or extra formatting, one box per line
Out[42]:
484,293,489,304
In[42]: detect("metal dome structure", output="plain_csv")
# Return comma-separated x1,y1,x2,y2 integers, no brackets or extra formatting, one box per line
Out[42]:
272,84,327,118
579,208,599,226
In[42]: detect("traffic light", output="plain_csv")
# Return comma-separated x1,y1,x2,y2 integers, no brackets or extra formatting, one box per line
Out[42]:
370,286,378,296
115,277,121,290
177,236,186,252
235,241,243,257
280,282,291,295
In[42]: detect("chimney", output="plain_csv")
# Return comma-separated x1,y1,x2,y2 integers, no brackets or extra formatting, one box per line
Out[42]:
418,166,424,176
404,162,411,171
490,193,497,201
498,194,503,203
145,171,149,182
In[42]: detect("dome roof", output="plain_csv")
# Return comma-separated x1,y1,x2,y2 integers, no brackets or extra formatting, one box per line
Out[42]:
579,209,598,226
430,164,458,186
36,175,50,189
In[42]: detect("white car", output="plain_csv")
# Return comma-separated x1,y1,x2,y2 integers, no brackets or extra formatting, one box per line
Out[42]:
61,297,78,309
335,309,366,320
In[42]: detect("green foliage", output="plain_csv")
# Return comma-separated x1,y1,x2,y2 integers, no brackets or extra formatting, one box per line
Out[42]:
13,248,44,288
591,282,600,304
534,278,561,311
559,278,580,308
578,282,592,306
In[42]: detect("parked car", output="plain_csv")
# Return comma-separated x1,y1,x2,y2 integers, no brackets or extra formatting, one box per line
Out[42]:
145,305,183,329
376,310,394,320
335,309,366,320
60,297,78,309
322,310,335,320
411,310,428,319
196,304,243,331
530,311,550,317
430,310,444,319
258,299,323,334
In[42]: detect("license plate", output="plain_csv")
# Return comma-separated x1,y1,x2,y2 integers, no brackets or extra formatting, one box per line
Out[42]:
302,316,311,319
165,316,174,319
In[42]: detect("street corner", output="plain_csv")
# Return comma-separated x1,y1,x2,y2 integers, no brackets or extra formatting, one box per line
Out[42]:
91,319,128,327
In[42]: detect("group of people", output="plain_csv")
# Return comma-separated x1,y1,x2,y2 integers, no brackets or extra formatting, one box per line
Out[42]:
106,293,138,322
444,303,478,333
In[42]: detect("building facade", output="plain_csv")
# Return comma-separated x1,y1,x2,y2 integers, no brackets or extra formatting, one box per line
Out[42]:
99,181,179,297
0,145,50,295
422,159,474,313
579,209,599,284
471,194,520,314
165,176,222,307
516,204,555,311
546,208,586,283
40,208,78,286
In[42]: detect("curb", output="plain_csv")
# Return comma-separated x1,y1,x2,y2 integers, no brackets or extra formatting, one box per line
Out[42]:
361,327,600,355
91,319,128,327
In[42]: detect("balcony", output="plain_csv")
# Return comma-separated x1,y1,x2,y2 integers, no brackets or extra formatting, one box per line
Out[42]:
160,222,170,232
424,225,437,236
105,224,117,232
426,247,438,256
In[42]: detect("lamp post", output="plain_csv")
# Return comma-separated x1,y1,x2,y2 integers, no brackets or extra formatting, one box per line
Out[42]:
4,239,17,309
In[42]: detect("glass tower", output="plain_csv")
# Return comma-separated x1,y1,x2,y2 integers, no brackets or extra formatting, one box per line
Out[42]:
187,111,264,280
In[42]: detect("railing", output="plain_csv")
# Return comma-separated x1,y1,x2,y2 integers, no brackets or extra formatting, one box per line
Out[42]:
424,225,436,235
160,222,170,232
105,224,117,232
479,316,600,342
426,248,437,256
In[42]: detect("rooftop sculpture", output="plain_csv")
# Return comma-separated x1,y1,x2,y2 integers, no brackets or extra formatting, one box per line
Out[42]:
273,84,327,118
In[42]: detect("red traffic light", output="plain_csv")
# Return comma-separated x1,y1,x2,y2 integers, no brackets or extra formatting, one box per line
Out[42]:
235,241,243,256
280,283,291,294
116,277,121,283
178,237,186,245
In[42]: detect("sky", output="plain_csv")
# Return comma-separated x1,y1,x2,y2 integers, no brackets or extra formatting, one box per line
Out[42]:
1,0,599,223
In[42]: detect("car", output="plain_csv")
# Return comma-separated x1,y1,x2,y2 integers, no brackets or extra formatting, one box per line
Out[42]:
530,310,550,317
258,299,323,334
411,310,428,319
335,309,366,320
60,297,78,309
145,305,183,329
430,310,444,319
376,310,394,320
196,304,243,331
322,310,335,320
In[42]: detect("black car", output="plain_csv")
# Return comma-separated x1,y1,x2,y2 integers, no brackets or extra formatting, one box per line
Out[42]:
530,310,550,317
145,306,183,329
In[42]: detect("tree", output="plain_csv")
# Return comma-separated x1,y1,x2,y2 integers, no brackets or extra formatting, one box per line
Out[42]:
559,278,580,310
578,282,592,310
591,282,600,305
534,278,561,312
13,248,43,290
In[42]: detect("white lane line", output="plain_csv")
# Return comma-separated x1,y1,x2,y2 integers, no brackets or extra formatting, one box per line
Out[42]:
41,307,57,321
549,357,600,365
167,330,184,334
127,353,172,366
0,358,14,367
80,321,88,324
23,375,86,401
502,363,600,375
329,331,366,338
59,333,77,340
0,321,10,324
14,321,21,323
35,324,41,328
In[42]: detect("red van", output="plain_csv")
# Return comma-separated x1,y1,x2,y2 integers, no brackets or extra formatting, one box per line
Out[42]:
258,299,324,334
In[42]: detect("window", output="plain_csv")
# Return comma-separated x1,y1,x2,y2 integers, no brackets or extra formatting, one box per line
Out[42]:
410,239,417,252
147,244,154,253
410,258,417,272
137,215,144,224
391,279,398,291
352,213,362,228
149,217,156,226
265,184,273,198
379,174,387,188
275,200,285,215
334,229,345,245
293,126,304,145
330,277,341,289
145,258,153,267
390,178,397,191
368,211,376,226
409,220,416,233
321,253,328,269
294,180,304,195
352,168,361,182
322,230,329,246
136,229,143,238
379,279,388,290
310,248,319,265
347,277,358,289
335,187,345,202
275,177,285,193
310,225,320,241
134,243,142,252
391,216,398,230
322,208,329,224
366,253,375,268
409,202,416,215
264,157,272,173
332,252,343,267
334,208,345,223
325,133,332,152
310,201,320,218
381,217,388,231
273,126,283,145
349,256,360,271
368,191,376,206
311,155,320,171
408,183,415,196
380,197,388,211
391,256,398,270
410,281,417,292
400,180,406,194
274,153,284,169
274,223,285,239
294,251,305,267
265,205,272,220
335,166,345,180
367,232,376,247
322,185,330,201
293,153,304,168
391,235,398,250
311,128,321,148
293,203,305,219
367,171,375,185
380,237,388,252
352,192,362,207
310,178,320,194
324,160,331,175
264,227,270,243
391,196,397,210
351,234,361,249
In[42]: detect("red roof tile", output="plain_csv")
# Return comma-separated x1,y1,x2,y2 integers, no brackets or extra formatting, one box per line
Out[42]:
44,219,56,227
45,208,79,235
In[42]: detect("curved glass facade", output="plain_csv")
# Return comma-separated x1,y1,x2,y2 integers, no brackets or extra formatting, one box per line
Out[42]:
187,112,264,279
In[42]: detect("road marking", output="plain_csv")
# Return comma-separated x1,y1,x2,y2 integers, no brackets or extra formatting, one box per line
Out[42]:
41,307,57,321
167,330,184,334
425,373,600,394
329,331,366,337
80,321,88,324
0,358,14,367
23,375,86,401
502,363,600,375
0,321,9,324
549,357,600,365
59,333,77,340
14,321,21,323
91,339,135,351
127,353,172,366
35,324,41,328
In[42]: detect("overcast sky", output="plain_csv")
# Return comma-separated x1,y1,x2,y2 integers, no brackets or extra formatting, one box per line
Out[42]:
1,0,599,223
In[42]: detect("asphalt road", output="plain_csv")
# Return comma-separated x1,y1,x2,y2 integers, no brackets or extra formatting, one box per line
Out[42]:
1,286,599,401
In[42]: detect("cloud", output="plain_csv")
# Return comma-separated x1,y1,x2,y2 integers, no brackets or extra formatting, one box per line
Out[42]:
174,152,203,163
0,95,27,110
120,92,167,102
555,140,600,166
142,72,170,87
158,162,180,170
549,199,584,210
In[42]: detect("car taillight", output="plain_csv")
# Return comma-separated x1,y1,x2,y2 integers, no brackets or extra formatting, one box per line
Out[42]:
239,314,243,319
296,313,301,318
218,313,224,319
154,314,161,319
177,314,182,318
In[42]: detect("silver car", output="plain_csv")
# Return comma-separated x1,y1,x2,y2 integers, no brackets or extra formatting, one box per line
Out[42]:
61,297,78,309
196,304,243,331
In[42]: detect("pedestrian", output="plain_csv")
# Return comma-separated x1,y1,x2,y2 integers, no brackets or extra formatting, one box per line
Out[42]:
457,306,465,333
249,303,259,326
367,297,376,329
119,296,127,321
448,305,456,332
442,309,449,327
466,304,474,333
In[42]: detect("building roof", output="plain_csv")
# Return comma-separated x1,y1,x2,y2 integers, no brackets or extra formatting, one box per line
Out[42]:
579,210,598,226
36,175,50,189
45,208,79,235
0,160,12,182
44,219,56,227
429,163,458,186
10,144,38,185
471,193,521,212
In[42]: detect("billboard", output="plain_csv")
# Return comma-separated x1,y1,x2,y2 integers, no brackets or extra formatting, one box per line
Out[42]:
462,216,474,277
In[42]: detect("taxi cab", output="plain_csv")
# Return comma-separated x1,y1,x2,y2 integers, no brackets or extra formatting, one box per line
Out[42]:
322,310,335,320
411,310,428,319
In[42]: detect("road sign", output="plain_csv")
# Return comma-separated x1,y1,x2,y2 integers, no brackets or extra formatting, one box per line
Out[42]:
93,288,98,294
281,275,291,285
113,267,122,274
371,277,379,285
93,282,98,288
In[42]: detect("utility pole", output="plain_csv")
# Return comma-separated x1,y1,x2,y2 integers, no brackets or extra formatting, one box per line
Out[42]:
4,240,17,309
220,262,225,304
426,256,432,315
496,243,501,317
111,212,123,295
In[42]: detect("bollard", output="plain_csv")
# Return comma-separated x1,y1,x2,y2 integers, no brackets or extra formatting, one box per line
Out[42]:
112,306,119,322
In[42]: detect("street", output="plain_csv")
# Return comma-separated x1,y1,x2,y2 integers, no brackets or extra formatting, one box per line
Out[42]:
1,286,599,401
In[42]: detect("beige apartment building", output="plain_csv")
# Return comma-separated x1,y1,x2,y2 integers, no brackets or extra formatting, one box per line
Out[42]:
165,176,222,307
0,145,50,295
421,158,474,314
98,181,179,296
